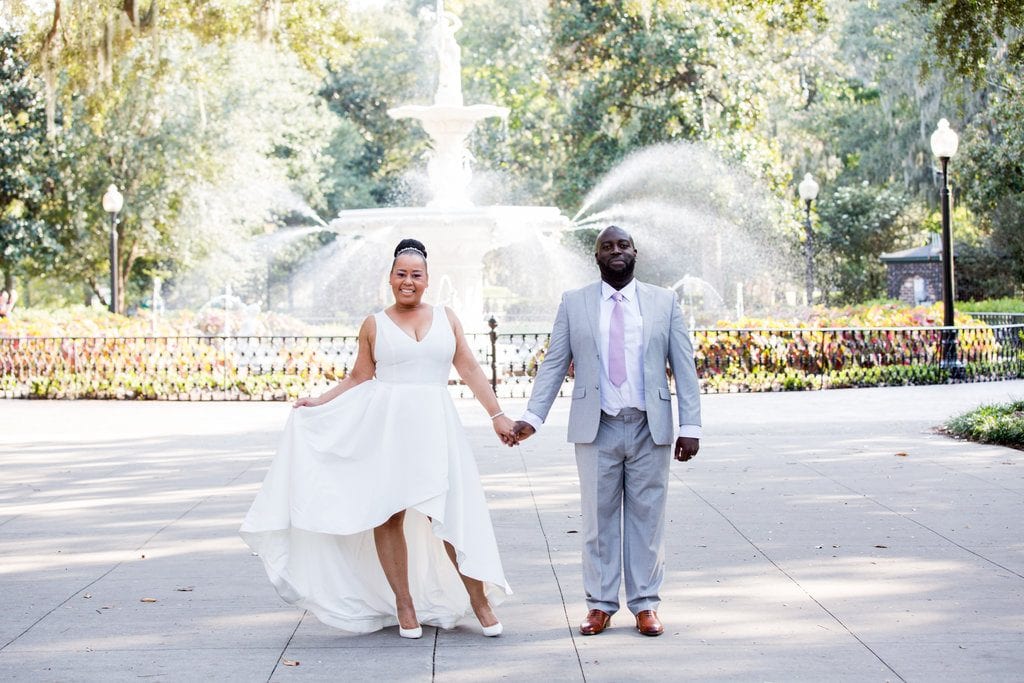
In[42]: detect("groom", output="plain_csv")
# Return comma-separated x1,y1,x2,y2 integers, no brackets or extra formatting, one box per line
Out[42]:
511,225,701,637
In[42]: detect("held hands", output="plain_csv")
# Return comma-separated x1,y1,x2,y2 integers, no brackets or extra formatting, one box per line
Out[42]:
674,437,699,462
492,414,518,446
503,420,535,448
491,417,535,447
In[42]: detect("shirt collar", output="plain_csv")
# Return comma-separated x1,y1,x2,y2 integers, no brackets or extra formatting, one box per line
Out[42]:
602,278,637,302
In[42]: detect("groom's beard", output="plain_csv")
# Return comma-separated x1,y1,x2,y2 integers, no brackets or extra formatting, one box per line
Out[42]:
598,258,636,286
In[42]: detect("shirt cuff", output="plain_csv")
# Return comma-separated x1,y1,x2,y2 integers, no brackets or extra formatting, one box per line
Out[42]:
521,410,545,433
677,424,701,439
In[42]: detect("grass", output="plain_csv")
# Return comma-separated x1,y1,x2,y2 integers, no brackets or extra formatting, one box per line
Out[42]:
945,400,1024,449
957,298,1024,314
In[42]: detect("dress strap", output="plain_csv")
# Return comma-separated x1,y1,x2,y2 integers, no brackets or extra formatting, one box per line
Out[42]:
434,304,456,340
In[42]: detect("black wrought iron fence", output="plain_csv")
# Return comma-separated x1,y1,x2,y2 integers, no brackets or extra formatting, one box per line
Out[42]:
694,325,1023,392
971,312,1024,326
1,323,1021,400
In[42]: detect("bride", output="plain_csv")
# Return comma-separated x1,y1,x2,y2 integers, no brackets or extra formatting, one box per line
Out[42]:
240,238,514,638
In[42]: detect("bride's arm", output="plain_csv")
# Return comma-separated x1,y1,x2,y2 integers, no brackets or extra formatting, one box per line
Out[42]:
446,308,516,440
294,315,376,407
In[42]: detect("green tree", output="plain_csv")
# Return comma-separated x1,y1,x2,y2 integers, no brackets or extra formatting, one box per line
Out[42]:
775,0,969,302
957,71,1024,292
319,5,428,208
0,31,59,294
5,1,364,311
815,181,920,303
914,0,1024,81
545,0,828,213
44,35,224,312
453,0,567,205
163,40,357,310
9,1,356,137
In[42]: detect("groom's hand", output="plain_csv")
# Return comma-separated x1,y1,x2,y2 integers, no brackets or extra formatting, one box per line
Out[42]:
674,437,699,462
510,421,535,446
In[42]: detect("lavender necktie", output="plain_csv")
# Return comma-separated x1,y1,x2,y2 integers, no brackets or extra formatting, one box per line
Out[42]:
608,291,626,387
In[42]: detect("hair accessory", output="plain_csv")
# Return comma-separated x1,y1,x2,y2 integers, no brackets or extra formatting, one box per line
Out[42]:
396,246,427,259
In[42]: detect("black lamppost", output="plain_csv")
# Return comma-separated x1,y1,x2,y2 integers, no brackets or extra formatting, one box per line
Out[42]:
101,184,124,314
929,118,959,371
798,173,819,305
488,315,498,393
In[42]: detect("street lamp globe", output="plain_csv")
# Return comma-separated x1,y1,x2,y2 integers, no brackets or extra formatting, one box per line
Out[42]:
930,118,959,160
102,184,124,214
798,173,819,202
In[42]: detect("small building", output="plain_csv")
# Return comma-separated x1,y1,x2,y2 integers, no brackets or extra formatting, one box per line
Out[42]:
880,234,953,305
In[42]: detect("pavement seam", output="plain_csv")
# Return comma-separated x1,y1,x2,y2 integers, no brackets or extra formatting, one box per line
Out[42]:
431,625,439,681
516,445,587,682
800,460,1024,580
267,610,305,682
674,472,907,683
0,489,212,652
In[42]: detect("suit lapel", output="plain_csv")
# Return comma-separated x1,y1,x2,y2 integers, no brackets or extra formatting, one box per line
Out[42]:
637,280,655,351
584,281,601,347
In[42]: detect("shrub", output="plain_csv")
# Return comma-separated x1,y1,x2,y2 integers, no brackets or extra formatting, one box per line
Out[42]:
946,401,1024,448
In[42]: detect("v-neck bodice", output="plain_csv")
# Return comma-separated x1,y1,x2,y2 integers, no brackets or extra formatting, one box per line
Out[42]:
373,305,454,385
382,308,436,343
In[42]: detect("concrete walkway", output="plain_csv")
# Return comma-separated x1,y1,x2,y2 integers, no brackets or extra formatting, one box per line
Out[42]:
1,381,1023,682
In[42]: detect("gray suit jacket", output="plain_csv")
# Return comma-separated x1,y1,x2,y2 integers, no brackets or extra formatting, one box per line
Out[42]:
527,280,701,445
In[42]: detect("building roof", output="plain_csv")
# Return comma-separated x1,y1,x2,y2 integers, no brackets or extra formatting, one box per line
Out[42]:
880,234,955,263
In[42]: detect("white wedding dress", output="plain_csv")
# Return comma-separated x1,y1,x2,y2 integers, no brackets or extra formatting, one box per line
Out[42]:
240,305,511,632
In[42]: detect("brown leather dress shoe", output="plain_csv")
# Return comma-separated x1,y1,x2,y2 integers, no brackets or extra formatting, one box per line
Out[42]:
580,609,612,635
635,610,664,636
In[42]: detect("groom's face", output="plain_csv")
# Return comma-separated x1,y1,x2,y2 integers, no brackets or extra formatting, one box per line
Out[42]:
595,226,637,282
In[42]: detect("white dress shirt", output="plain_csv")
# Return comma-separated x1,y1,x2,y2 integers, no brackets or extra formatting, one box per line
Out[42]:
598,279,645,415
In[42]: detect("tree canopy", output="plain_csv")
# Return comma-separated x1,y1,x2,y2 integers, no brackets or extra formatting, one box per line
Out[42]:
1,0,1021,312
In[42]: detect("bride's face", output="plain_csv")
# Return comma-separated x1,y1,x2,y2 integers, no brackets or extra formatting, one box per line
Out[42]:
390,254,428,305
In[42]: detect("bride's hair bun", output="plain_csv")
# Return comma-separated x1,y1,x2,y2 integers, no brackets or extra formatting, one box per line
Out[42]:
393,238,427,259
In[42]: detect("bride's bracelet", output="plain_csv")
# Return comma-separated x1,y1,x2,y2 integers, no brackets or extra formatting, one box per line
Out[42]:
489,411,505,420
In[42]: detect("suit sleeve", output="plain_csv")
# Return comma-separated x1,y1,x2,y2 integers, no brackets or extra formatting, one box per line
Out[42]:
526,294,573,422
667,297,701,429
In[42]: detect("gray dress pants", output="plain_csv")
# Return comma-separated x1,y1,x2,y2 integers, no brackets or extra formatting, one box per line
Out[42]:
574,408,671,615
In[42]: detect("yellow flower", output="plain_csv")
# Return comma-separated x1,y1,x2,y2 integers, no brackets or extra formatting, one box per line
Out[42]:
3,199,25,219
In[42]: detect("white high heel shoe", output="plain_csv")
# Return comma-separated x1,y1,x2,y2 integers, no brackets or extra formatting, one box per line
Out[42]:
399,625,423,639
481,622,503,637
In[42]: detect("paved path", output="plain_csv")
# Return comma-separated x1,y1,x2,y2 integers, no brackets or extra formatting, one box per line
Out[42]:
2,381,1023,682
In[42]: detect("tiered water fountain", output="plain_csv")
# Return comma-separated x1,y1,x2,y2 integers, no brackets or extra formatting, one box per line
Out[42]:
326,3,576,331
179,2,794,332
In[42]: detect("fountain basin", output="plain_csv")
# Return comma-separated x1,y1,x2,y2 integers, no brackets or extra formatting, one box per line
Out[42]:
328,205,574,330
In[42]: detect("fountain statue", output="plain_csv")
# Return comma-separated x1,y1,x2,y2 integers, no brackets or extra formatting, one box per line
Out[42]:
387,2,509,208
326,0,579,330
434,8,464,108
